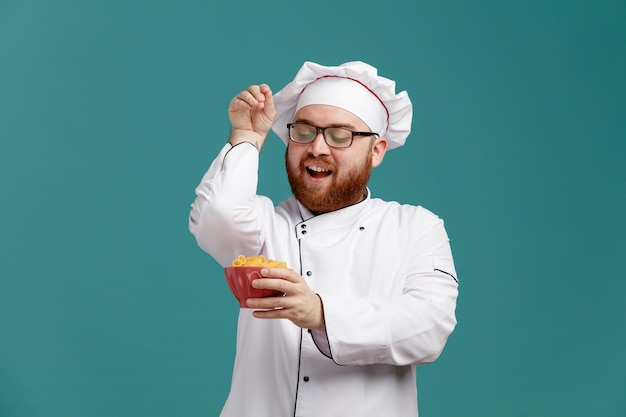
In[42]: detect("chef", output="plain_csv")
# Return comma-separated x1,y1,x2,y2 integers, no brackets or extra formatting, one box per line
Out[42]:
189,61,459,417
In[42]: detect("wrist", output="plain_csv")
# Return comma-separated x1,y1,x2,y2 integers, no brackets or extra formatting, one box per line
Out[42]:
315,294,326,332
229,129,266,150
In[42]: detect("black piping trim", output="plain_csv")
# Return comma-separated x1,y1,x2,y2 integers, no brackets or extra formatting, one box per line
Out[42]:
292,328,303,417
224,141,257,158
292,237,304,416
434,268,459,283
309,296,333,360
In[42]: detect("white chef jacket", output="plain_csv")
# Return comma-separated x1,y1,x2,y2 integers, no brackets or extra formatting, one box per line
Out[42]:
189,142,459,417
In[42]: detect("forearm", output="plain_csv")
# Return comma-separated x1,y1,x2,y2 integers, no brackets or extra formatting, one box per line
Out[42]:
189,142,264,266
311,220,459,366
314,275,458,366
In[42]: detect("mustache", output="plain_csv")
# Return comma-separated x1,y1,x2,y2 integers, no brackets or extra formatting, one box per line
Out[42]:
302,156,335,169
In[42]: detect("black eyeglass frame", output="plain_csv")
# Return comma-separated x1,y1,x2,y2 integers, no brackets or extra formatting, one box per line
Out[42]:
286,123,379,148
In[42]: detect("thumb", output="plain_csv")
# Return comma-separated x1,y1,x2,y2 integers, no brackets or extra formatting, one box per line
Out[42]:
264,89,276,120
253,88,276,134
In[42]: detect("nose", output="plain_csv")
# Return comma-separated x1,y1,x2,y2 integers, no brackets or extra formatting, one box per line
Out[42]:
308,132,331,156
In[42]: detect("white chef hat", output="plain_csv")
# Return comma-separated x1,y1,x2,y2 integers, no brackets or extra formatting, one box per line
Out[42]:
272,61,412,150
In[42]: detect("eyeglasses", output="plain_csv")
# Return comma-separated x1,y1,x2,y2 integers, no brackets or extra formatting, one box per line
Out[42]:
287,123,378,149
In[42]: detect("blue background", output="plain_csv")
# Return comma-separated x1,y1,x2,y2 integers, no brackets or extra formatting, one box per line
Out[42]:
1,0,625,415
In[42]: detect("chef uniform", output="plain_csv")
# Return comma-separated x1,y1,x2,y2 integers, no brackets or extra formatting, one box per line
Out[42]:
189,61,459,417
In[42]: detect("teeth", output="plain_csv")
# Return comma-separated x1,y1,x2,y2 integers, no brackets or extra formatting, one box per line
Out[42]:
308,165,329,173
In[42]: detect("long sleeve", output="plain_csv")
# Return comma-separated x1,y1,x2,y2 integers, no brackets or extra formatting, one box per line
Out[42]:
189,142,274,267
310,207,459,367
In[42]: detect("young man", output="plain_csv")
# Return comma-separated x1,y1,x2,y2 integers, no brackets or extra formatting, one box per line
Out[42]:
189,61,459,417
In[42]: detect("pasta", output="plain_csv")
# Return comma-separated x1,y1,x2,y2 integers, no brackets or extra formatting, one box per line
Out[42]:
232,255,287,268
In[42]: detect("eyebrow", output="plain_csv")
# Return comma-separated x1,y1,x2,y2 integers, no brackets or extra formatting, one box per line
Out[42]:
294,118,359,131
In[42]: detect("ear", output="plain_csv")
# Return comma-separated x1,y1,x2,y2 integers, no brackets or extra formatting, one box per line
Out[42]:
371,137,388,168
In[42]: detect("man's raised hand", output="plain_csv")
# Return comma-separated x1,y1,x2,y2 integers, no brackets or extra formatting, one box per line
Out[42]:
228,84,276,149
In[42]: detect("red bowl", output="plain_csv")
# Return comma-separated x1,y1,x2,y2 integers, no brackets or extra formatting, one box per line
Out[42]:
224,266,283,308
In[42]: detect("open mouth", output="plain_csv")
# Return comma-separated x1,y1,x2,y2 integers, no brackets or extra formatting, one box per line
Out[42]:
306,164,333,180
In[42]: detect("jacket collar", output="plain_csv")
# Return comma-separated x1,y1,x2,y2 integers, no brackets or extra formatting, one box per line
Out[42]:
295,188,371,235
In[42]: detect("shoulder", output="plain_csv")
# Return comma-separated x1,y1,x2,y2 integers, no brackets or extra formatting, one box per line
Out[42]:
277,195,297,210
366,197,442,224
276,196,302,220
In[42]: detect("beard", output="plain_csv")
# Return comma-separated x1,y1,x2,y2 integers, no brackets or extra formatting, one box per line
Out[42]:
285,148,373,214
